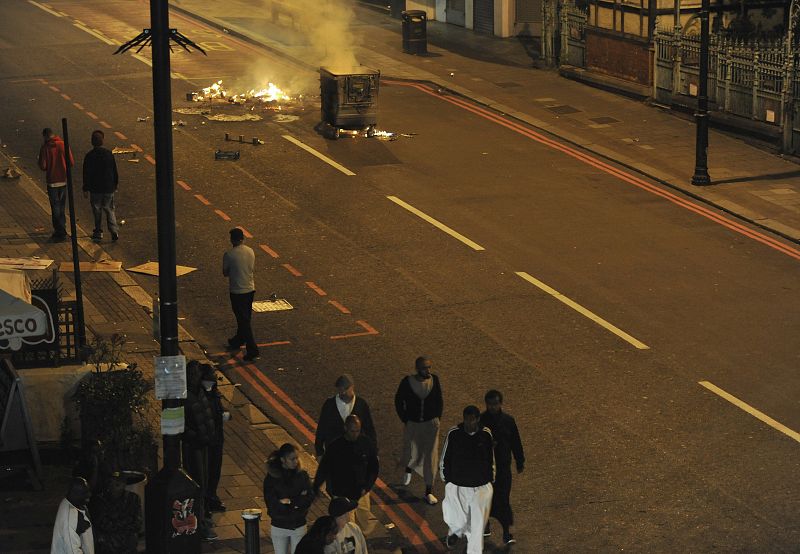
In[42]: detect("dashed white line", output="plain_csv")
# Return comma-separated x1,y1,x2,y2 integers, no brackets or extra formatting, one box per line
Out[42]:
699,381,800,443
515,271,649,350
282,135,356,176
386,195,485,251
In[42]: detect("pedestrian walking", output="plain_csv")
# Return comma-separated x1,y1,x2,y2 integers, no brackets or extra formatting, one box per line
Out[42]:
394,356,443,505
294,515,338,554
81,130,119,242
263,443,315,554
51,476,94,553
38,127,74,241
89,472,141,554
315,373,376,458
222,227,259,361
480,389,525,546
323,497,368,554
313,415,379,535
182,360,217,541
440,405,495,553
201,363,229,513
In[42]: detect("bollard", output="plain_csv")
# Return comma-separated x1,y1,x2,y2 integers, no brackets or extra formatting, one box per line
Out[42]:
239,135,244,143
225,132,230,141
242,508,262,554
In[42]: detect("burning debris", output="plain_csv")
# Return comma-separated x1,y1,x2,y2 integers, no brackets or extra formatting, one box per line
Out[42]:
189,80,300,108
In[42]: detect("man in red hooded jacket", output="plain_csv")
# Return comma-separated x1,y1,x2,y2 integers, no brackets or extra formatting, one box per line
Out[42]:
37,127,74,241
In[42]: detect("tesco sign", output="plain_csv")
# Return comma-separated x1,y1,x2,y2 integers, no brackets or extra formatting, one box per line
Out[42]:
0,317,40,338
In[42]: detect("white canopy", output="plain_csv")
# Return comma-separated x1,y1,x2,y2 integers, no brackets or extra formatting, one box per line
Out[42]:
0,269,47,351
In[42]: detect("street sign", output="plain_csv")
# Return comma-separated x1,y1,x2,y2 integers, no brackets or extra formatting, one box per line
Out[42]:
154,355,187,400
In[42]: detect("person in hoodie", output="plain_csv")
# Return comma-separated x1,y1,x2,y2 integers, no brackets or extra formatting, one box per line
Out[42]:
439,405,495,553
82,130,119,242
38,127,74,241
263,443,315,554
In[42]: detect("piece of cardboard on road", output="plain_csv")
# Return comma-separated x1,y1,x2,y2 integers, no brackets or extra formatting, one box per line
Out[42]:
127,261,197,277
59,260,122,272
0,257,54,271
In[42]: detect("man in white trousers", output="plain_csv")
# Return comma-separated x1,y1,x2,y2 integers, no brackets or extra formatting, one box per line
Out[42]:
440,405,495,552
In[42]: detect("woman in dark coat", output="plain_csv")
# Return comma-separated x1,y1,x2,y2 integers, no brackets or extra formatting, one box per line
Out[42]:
263,443,315,554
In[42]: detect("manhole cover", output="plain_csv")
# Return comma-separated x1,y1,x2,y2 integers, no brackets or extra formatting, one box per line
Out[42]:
590,116,620,124
253,299,294,312
494,81,522,88
548,105,581,115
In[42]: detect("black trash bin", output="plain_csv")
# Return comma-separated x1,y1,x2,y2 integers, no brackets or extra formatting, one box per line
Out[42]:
402,10,427,55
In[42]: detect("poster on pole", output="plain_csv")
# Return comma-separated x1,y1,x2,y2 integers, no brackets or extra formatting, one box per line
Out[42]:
154,355,187,400
161,406,185,435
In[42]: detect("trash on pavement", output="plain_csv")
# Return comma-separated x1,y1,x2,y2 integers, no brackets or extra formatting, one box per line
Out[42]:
252,299,293,312
2,168,21,179
171,120,187,127
127,261,197,277
174,107,210,115
204,113,262,122
214,149,240,161
137,116,150,122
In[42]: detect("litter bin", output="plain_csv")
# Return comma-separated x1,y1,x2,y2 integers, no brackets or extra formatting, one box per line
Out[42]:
402,10,427,55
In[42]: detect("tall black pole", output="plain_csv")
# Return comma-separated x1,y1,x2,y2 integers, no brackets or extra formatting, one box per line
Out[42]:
60,118,86,353
144,1,200,552
692,0,712,185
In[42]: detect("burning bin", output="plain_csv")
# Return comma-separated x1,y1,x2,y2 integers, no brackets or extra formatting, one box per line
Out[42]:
402,10,427,55
320,66,380,129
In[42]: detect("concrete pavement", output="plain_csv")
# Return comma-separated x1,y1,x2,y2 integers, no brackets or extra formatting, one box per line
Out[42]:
170,0,800,244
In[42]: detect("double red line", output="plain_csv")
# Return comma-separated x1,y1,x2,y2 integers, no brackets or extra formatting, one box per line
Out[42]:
227,357,445,553
386,80,800,262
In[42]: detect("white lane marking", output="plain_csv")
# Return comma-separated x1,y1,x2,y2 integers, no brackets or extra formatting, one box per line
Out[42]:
387,196,486,251
515,271,649,349
73,23,118,45
282,135,356,176
28,0,62,17
699,381,800,443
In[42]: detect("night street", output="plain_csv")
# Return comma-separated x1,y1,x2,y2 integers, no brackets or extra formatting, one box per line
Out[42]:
1,0,798,551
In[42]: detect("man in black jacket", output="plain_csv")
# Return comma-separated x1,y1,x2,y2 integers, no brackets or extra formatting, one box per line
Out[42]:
314,373,376,458
201,363,229,514
313,415,379,534
394,356,443,504
480,389,525,546
439,405,494,553
82,130,119,242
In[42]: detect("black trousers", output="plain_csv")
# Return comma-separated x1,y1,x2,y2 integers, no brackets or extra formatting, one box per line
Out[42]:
230,291,258,356
182,444,210,532
491,463,514,528
206,440,223,502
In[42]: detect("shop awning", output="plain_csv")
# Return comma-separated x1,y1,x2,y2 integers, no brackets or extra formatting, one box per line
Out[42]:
0,269,47,350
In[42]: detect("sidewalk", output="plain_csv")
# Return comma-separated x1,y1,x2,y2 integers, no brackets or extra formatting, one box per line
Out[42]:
0,165,399,552
170,0,800,244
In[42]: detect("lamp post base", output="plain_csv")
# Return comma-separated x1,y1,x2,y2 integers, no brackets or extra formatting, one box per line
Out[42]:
691,171,712,186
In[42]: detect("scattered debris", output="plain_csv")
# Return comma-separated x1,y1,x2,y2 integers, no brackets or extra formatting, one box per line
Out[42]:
274,114,299,123
59,260,122,272
204,113,262,122
214,149,240,161
0,257,54,270
224,133,264,145
127,261,197,277
174,107,211,115
171,120,187,127
112,147,137,155
2,168,21,179
385,523,396,530
137,116,150,122
126,158,140,163
190,79,295,105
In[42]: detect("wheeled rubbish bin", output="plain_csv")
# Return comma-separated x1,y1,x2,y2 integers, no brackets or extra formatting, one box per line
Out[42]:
402,10,427,55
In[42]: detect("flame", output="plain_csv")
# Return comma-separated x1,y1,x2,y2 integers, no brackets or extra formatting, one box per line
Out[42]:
193,80,295,104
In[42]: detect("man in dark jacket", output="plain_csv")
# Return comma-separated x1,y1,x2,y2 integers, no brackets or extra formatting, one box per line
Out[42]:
481,389,525,545
314,374,376,458
183,361,217,541
82,130,119,242
313,415,379,534
37,127,74,241
394,356,443,504
439,405,494,553
201,363,228,513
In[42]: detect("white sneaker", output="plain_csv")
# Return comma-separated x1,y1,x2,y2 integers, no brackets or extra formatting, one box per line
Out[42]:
425,493,438,505
401,472,412,486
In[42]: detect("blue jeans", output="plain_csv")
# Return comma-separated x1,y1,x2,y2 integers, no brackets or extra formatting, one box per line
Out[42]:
47,186,67,236
90,193,119,235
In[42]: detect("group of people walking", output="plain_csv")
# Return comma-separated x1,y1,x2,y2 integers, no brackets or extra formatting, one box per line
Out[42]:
258,357,525,554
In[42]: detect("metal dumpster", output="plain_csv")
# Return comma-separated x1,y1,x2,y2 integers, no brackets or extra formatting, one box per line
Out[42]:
319,66,380,129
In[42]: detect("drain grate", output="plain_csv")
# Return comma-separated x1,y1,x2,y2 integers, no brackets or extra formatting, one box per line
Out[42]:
548,105,581,115
590,116,620,124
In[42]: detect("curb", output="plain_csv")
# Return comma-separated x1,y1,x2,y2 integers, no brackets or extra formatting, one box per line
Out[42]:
168,3,800,246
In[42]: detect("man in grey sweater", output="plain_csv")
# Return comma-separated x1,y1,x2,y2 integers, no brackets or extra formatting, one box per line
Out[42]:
222,227,259,361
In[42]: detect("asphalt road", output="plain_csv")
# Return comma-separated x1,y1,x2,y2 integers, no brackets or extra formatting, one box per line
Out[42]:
2,1,798,551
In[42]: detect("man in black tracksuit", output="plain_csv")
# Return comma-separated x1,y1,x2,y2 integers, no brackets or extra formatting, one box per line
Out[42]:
440,405,495,553
481,389,525,546
82,129,119,241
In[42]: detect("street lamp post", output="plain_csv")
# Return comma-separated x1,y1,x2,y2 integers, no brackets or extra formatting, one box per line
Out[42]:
691,0,712,185
782,0,799,154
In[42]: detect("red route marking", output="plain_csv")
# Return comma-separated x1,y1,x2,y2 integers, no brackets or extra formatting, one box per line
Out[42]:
214,209,231,221
305,281,327,296
48,85,60,92
73,102,84,110
60,93,71,101
330,320,379,340
177,180,191,191
237,226,253,238
248,366,318,431
144,154,156,165
114,131,128,140
99,121,112,129
130,144,143,152
282,263,302,277
209,340,291,357
328,300,351,314
259,244,279,258
194,194,210,205
85,111,99,120
400,81,800,262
